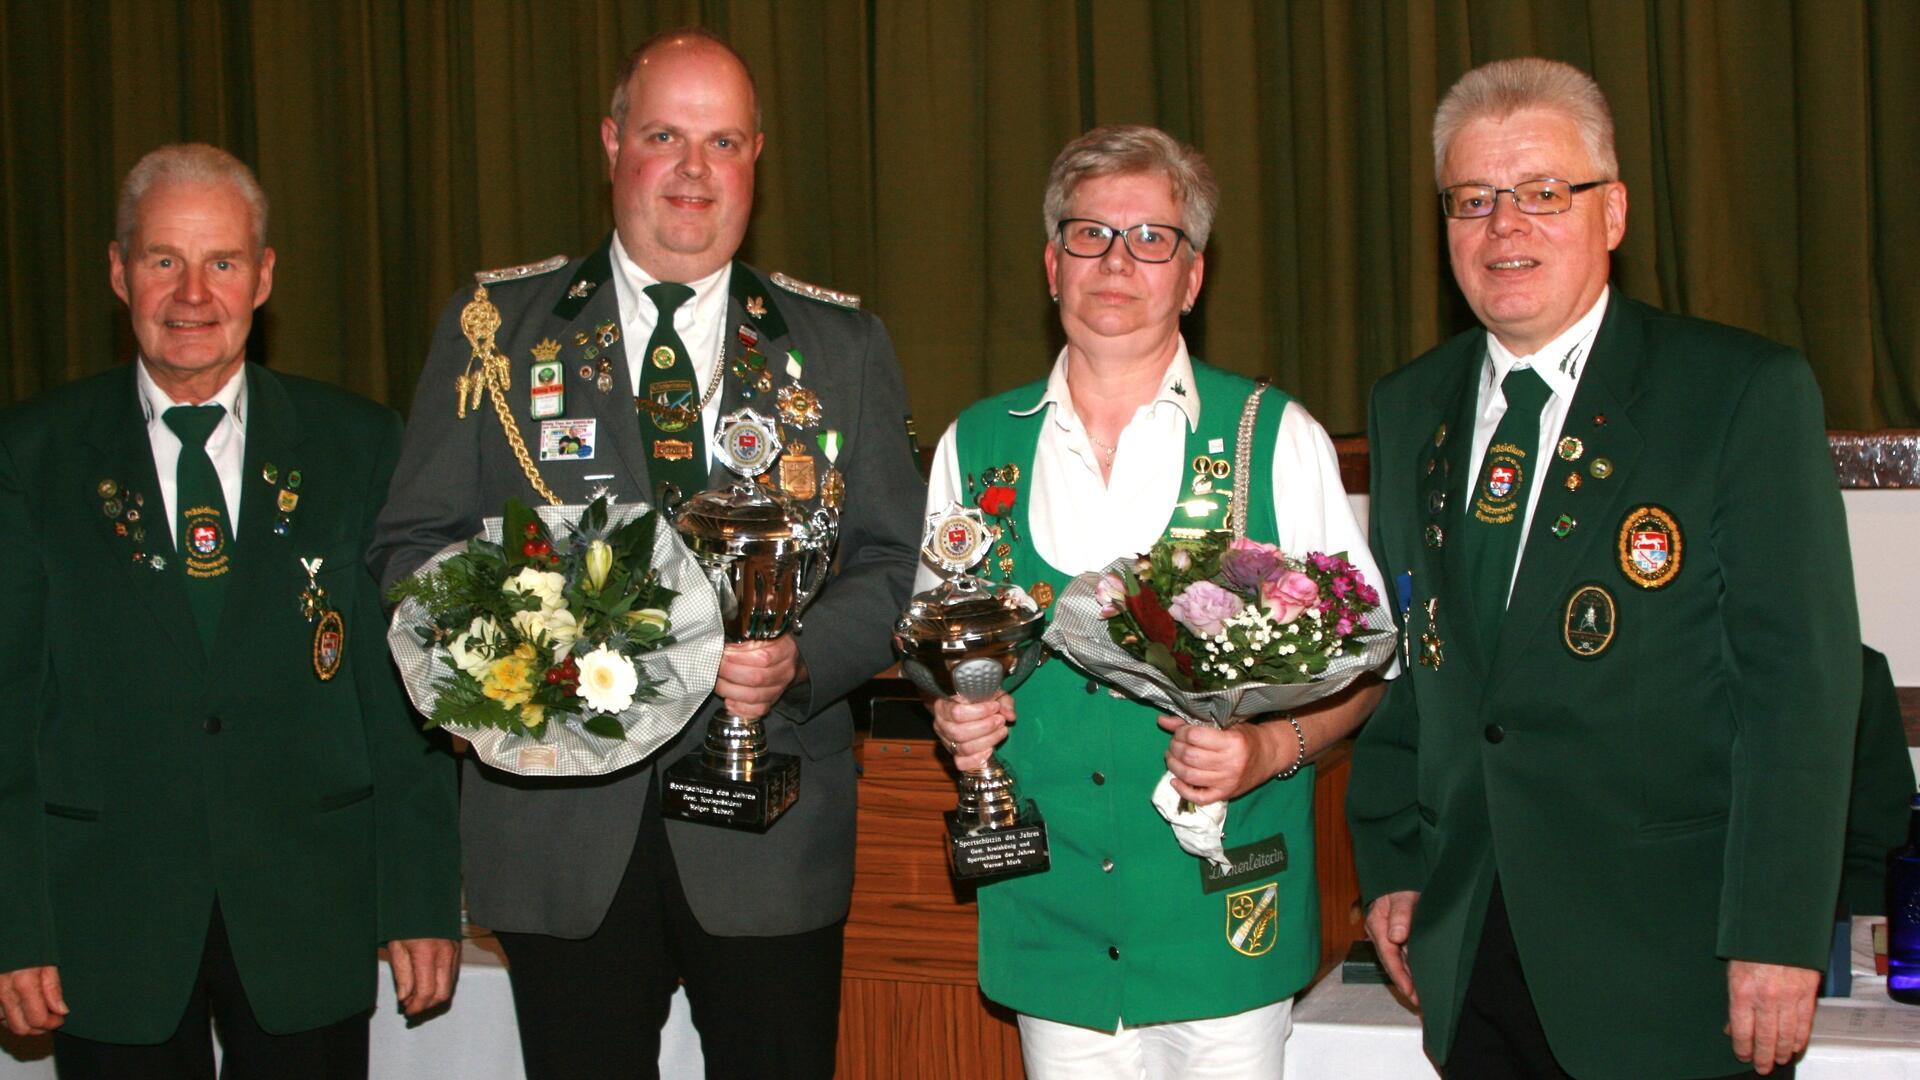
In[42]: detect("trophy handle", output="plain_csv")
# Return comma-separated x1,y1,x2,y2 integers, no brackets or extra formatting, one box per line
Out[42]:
790,507,839,614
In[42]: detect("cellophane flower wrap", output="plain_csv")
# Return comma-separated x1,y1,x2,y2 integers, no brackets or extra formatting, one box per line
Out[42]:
1044,533,1395,864
387,496,724,776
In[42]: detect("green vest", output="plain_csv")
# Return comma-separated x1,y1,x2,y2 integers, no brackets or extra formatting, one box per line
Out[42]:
955,361,1319,1028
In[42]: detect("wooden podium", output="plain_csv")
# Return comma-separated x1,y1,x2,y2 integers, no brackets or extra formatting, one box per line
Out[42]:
835,682,1365,1078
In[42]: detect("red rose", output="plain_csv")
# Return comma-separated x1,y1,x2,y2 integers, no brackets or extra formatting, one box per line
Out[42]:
978,484,1017,517
1127,585,1180,647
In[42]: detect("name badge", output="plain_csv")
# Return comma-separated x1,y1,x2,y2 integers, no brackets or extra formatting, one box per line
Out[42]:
538,418,597,461
1198,831,1288,894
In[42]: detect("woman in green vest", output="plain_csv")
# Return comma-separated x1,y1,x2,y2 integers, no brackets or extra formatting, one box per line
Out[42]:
922,126,1393,1077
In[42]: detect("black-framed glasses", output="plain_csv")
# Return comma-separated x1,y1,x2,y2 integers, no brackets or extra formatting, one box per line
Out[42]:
1055,219,1191,263
1439,179,1607,219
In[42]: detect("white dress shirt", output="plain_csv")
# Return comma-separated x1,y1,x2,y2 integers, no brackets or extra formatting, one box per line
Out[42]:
920,344,1396,687
1468,286,1609,599
608,240,731,469
137,360,248,548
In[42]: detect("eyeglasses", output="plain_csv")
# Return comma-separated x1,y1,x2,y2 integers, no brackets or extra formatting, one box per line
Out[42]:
1055,219,1191,263
1439,179,1607,219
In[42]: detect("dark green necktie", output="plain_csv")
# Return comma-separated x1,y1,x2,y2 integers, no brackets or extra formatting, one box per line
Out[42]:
636,282,708,503
164,403,233,648
1459,366,1552,648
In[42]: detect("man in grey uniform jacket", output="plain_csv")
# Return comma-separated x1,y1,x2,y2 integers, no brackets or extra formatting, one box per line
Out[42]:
367,28,921,1080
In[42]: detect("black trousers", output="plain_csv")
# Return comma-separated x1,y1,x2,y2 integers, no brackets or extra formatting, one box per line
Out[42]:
52,904,369,1080
495,790,844,1080
1445,881,1790,1080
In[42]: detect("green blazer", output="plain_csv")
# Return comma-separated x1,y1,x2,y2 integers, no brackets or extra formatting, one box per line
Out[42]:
1347,296,1860,1078
0,362,459,1043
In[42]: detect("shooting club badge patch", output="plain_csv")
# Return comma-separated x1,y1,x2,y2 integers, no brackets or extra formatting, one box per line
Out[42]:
1563,583,1617,658
312,609,345,681
1225,882,1279,957
1617,505,1682,589
1473,443,1527,524
182,506,231,578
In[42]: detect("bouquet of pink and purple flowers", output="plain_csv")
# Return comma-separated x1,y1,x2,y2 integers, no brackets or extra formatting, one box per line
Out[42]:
1080,533,1386,704
1044,532,1395,864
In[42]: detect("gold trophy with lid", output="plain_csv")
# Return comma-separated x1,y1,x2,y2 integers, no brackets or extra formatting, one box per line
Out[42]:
894,502,1051,879
663,409,838,830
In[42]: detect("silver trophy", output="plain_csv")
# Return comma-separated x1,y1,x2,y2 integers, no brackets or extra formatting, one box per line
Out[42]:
663,409,838,830
894,502,1050,879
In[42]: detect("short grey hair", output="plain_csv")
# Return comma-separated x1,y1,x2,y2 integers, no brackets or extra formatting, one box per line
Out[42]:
608,27,761,133
1042,125,1221,254
1433,58,1619,185
116,143,269,254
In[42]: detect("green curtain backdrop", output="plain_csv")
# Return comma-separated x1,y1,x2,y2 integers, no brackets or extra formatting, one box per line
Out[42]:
3,0,1914,438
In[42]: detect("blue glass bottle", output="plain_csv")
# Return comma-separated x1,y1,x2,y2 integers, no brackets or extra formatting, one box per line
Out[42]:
1890,792,1920,1005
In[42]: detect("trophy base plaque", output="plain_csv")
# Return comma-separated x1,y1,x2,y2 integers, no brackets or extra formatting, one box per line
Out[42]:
945,801,1051,880
662,752,800,831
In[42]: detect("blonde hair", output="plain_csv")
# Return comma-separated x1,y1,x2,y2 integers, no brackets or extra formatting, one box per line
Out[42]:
117,143,269,253
1042,125,1221,253
1433,58,1618,184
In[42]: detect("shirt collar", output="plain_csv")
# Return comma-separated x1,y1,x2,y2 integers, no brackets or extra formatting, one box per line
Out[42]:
1482,285,1609,413
609,240,730,326
136,359,249,431
1010,338,1204,432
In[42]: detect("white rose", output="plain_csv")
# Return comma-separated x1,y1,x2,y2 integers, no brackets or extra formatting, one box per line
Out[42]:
503,567,567,612
446,617,503,679
575,645,639,714
511,607,580,652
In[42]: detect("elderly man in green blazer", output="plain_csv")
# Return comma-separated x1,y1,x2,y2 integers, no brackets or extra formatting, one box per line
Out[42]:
0,144,460,1079
1348,59,1859,1079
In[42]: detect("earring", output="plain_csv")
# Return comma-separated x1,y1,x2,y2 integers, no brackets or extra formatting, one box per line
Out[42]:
1181,304,1193,315
1051,294,1060,304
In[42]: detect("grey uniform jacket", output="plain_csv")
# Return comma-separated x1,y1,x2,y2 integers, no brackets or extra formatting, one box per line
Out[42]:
368,238,924,937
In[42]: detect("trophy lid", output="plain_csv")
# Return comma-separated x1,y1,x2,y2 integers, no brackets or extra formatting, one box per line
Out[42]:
897,501,1044,649
672,481,809,544
895,577,1044,656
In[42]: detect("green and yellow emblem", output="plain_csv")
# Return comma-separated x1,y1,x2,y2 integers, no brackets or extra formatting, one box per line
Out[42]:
1225,882,1279,957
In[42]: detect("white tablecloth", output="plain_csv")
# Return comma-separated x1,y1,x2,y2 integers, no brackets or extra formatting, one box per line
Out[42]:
1285,920,1920,1079
0,937,706,1079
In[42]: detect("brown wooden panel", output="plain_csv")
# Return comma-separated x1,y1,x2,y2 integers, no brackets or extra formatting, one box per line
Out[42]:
845,738,982,985
1312,741,1365,972
1900,688,1920,747
837,977,1024,1080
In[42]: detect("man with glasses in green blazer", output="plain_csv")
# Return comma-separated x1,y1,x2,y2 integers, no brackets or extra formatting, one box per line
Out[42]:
1349,59,1859,1079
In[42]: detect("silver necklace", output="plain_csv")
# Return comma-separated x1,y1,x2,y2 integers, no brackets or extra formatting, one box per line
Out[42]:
1086,429,1118,468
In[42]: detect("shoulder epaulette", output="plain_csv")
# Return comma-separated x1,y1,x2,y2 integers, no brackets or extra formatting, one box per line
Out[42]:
474,255,569,286
771,271,860,310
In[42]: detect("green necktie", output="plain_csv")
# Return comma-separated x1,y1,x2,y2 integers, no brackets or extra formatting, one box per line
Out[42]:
637,281,708,503
1459,366,1553,648
164,403,233,648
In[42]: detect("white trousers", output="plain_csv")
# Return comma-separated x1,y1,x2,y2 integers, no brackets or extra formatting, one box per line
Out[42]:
1016,998,1293,1079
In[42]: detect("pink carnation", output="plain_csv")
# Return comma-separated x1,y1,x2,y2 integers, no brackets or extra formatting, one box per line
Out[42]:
1094,572,1128,618
1260,571,1320,625
1168,580,1244,638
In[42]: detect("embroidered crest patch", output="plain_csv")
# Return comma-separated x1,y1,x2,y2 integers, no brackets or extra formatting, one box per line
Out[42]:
1617,505,1682,589
1226,882,1279,957
1563,583,1618,658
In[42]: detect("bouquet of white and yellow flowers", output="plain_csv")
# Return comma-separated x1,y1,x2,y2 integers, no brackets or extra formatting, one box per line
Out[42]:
387,496,723,776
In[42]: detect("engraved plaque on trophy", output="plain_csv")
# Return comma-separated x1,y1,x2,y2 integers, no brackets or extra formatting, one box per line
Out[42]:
893,502,1050,879
663,410,837,830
